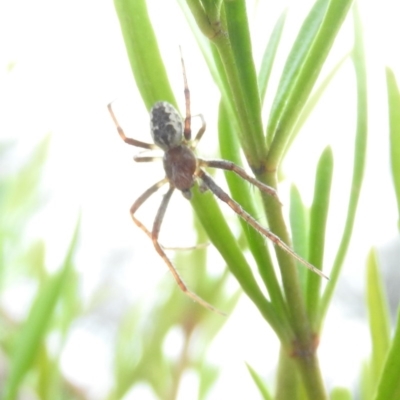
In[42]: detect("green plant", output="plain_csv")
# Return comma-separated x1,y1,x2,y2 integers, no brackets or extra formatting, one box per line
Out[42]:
111,0,400,398
2,0,400,399
113,0,353,398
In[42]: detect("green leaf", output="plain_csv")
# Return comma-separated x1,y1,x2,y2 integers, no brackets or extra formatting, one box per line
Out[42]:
246,363,273,400
360,361,374,400
198,363,220,400
385,67,400,230
258,10,287,106
2,219,79,400
319,4,367,326
374,308,400,400
36,345,62,400
306,146,333,327
284,53,349,161
113,0,177,110
366,248,391,388
223,0,265,163
289,184,309,289
266,0,353,168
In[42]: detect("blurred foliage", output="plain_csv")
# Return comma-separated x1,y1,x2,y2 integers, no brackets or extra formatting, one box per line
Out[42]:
1,0,400,399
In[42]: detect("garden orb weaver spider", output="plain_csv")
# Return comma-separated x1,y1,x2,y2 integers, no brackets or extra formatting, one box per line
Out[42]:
108,53,328,314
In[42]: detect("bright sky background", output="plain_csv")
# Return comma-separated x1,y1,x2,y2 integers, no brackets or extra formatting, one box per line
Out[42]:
1,0,400,398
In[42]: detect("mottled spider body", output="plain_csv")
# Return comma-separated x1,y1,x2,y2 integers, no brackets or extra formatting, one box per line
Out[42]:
108,52,327,314
150,101,184,150
150,101,197,199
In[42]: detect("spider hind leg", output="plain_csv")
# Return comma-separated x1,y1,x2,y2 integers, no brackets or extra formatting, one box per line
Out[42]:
130,179,225,315
196,169,328,280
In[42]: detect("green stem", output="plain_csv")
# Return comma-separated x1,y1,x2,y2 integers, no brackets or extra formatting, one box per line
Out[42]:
261,173,309,342
260,171,327,399
218,101,290,325
277,343,326,400
293,350,326,399
190,187,292,346
276,347,300,400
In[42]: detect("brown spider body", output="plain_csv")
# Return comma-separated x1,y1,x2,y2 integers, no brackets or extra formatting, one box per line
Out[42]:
150,101,198,199
163,145,197,199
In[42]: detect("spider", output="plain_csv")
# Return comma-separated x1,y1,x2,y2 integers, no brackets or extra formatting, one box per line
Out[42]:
108,52,328,314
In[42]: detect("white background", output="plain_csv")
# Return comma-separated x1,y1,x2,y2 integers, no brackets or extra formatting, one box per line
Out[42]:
1,0,400,398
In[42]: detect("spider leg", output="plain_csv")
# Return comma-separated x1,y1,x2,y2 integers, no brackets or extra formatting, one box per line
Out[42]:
196,169,328,280
133,155,163,163
151,185,225,315
130,178,169,241
179,48,205,147
179,47,192,141
108,103,157,150
191,114,206,148
130,178,204,252
198,158,280,202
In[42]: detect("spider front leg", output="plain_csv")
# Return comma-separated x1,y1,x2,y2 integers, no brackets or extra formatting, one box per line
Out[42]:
150,185,225,315
190,114,206,148
196,169,328,280
198,158,280,201
108,103,157,150
133,155,163,163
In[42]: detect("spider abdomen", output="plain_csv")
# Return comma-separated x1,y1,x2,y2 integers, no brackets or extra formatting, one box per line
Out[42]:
163,145,197,197
150,101,183,150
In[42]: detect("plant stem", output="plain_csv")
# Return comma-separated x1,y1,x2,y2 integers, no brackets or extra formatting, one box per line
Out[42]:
293,349,326,400
276,346,300,400
260,171,327,399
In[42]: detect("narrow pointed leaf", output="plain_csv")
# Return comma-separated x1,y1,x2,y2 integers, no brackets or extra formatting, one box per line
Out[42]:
284,53,349,160
223,0,266,164
366,248,391,387
258,10,287,105
306,146,333,327
246,363,273,400
113,0,177,109
374,308,400,400
267,0,353,167
386,67,400,230
3,220,79,400
289,184,309,289
319,5,367,325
